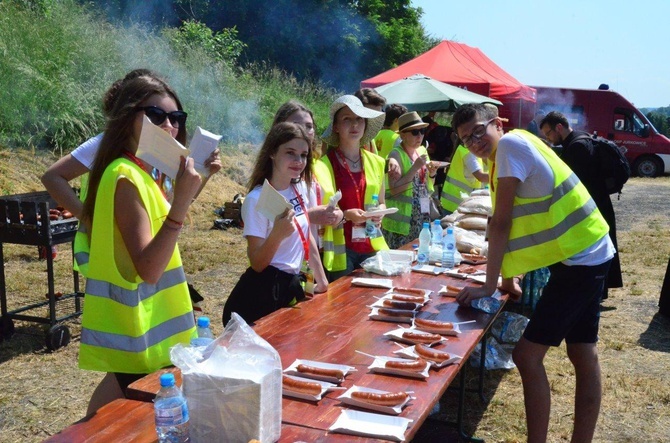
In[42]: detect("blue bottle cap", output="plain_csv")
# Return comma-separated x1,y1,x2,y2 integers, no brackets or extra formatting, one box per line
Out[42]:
433,220,441,225
447,227,454,234
159,373,175,387
197,316,210,328
422,222,430,228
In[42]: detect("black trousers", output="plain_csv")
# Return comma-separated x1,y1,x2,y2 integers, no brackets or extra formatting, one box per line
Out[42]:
222,266,304,326
660,256,670,318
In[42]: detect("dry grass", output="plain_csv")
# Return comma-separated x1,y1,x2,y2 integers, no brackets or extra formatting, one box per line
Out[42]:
0,148,669,442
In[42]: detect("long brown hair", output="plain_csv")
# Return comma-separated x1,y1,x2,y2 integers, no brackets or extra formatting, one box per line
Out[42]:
82,74,186,226
247,122,313,192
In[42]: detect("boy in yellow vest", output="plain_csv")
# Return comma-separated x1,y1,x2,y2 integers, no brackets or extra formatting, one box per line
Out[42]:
452,104,614,443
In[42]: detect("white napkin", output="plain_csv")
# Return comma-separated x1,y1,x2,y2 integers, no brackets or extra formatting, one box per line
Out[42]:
136,115,190,180
256,179,292,221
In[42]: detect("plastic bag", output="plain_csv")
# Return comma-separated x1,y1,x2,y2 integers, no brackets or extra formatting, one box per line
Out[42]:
170,313,282,443
491,311,529,344
471,296,502,314
469,336,516,370
361,250,407,276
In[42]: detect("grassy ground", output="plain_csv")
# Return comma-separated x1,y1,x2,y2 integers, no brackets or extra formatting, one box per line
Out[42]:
0,148,669,442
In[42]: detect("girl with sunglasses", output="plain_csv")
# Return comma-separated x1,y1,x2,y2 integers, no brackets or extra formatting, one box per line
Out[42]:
41,69,221,221
383,111,440,249
222,122,328,325
78,75,202,414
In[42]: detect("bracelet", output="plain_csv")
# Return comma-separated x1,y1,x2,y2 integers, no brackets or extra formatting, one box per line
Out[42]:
165,215,184,227
337,212,347,227
163,221,182,232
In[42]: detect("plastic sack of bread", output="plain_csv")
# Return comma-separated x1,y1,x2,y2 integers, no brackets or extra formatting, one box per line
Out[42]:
170,313,282,443
458,195,492,216
454,226,486,253
455,214,488,231
470,188,490,197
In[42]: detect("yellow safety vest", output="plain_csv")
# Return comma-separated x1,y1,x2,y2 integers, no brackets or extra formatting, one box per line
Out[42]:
383,145,434,236
490,130,609,277
316,149,389,272
79,158,195,374
375,129,400,159
441,145,482,212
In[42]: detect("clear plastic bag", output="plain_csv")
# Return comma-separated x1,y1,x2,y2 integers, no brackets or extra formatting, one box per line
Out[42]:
491,311,529,344
170,313,282,443
361,250,408,276
469,336,516,370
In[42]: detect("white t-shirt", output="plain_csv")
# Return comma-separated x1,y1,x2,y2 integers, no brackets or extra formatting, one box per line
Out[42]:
463,152,483,180
71,133,103,170
242,181,315,274
495,132,614,266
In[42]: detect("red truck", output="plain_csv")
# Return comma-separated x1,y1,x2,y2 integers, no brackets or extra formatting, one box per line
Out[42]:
531,86,670,177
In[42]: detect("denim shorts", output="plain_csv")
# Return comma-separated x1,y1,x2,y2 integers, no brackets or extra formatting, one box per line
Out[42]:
523,259,611,346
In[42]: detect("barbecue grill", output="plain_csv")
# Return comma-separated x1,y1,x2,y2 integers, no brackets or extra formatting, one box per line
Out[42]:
0,190,83,350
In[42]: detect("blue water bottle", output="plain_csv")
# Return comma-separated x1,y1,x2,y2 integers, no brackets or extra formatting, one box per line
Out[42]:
417,222,431,265
155,373,190,443
442,226,456,269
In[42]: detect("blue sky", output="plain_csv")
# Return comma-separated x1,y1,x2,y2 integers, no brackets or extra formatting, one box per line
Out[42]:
411,0,670,108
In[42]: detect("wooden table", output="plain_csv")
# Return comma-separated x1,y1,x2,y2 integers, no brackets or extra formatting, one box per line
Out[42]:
122,266,505,442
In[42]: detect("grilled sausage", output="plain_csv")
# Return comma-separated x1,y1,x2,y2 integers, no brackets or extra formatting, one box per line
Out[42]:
351,391,409,406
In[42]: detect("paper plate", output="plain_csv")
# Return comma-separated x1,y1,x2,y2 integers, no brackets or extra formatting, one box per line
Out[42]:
284,359,356,384
337,385,411,415
329,409,412,442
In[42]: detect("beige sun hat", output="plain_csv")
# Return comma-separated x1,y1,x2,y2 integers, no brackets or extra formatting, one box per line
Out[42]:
397,111,429,132
321,95,385,146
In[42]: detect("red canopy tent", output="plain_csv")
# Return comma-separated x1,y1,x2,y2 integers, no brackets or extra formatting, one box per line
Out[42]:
361,41,537,128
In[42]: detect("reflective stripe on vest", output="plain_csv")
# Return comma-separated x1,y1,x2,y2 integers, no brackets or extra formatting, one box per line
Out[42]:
79,158,195,374
490,130,609,277
383,145,432,235
441,146,480,212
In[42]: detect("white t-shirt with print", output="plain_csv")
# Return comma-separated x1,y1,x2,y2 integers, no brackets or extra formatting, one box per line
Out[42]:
242,181,315,274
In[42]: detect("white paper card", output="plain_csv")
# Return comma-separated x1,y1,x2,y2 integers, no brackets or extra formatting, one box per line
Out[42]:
136,115,190,180
256,179,292,221
327,190,342,208
189,126,221,176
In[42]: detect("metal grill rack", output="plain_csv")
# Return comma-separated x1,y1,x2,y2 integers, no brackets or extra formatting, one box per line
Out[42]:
0,191,83,350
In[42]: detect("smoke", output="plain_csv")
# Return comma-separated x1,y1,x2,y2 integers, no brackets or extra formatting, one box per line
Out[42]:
535,88,589,130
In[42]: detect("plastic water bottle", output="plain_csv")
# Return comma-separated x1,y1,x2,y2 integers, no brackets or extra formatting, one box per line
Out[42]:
442,226,456,269
365,194,381,238
417,222,431,265
191,316,214,347
431,219,442,244
155,373,190,443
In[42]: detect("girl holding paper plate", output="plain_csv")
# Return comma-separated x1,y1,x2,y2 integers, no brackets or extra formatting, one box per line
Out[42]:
78,75,201,414
383,111,439,249
222,122,328,326
314,95,389,281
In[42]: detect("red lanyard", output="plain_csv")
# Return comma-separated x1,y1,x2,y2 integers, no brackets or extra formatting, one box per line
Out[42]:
335,149,364,209
123,150,167,199
291,183,310,262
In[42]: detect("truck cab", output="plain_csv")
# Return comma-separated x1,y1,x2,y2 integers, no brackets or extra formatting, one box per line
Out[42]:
533,86,670,177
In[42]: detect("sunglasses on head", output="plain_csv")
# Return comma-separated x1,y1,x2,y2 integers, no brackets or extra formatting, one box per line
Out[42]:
137,106,187,128
404,128,426,136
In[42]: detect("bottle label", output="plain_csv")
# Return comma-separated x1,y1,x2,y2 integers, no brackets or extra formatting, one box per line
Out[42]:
417,252,428,263
155,400,189,427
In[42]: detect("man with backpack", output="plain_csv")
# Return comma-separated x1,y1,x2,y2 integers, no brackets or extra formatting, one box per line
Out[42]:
540,111,623,301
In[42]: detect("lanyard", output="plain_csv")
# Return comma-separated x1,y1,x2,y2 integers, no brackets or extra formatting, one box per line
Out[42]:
335,149,364,209
291,183,310,262
123,150,167,199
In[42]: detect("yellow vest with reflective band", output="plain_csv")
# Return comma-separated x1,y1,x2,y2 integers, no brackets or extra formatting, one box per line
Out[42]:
441,145,481,212
316,149,389,272
73,175,90,277
79,158,195,374
383,145,434,235
490,130,609,278
375,129,400,159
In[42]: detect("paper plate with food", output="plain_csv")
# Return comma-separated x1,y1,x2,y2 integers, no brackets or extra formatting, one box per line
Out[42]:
284,359,356,384
282,374,339,401
367,355,430,380
393,344,461,369
337,385,412,415
369,307,415,324
412,317,463,336
384,327,446,346
371,297,423,312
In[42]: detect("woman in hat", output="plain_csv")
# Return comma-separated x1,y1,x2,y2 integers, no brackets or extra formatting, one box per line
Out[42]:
222,122,328,326
383,111,439,249
315,95,388,281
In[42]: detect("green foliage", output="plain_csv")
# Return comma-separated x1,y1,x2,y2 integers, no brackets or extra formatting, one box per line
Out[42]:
163,20,246,63
646,111,670,137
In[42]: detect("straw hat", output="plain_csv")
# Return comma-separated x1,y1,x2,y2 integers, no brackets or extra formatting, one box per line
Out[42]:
397,111,429,132
321,95,385,146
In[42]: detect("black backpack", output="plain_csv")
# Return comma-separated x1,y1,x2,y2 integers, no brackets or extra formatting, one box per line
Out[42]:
574,134,631,197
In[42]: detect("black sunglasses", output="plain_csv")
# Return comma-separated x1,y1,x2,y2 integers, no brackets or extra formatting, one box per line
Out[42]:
404,128,426,136
137,106,187,128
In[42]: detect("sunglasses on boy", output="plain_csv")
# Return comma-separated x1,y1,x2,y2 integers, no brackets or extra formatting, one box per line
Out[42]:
137,106,188,128
404,128,426,136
